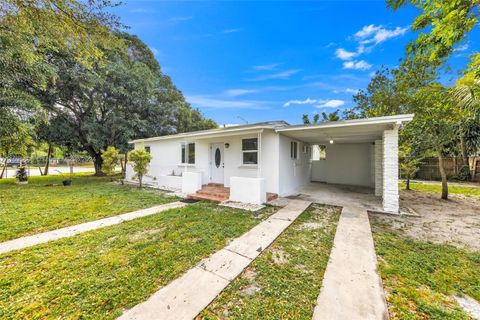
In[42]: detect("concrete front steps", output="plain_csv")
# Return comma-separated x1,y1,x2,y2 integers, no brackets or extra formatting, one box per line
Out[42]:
188,183,278,203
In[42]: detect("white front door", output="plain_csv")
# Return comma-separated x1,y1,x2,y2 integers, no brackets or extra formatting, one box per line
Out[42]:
210,143,224,184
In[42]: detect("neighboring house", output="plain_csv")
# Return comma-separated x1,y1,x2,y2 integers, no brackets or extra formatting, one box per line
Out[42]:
126,114,414,213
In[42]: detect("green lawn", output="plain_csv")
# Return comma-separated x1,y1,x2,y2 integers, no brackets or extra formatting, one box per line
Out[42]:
198,204,341,320
400,182,480,196
371,216,480,320
0,174,177,242
0,202,276,319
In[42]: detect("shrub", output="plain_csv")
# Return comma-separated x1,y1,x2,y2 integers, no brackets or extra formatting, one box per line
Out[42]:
15,165,28,183
101,146,120,176
128,149,152,188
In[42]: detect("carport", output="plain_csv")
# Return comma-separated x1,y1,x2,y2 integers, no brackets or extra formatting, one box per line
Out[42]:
276,114,414,213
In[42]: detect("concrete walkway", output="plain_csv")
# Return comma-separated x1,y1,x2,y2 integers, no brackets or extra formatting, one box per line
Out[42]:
312,206,388,320
0,202,186,255
119,199,311,320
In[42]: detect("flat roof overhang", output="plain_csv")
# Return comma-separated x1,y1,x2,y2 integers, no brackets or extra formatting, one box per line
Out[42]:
275,114,414,144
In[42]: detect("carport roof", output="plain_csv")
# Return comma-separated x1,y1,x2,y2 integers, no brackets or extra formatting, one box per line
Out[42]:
276,114,414,144
129,114,413,144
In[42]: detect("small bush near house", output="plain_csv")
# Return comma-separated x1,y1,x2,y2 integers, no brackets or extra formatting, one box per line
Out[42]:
102,146,120,176
128,149,152,188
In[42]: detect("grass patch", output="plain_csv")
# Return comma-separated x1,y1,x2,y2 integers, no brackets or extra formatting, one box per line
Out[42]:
399,182,480,196
0,173,177,242
198,204,341,320
371,216,480,319
0,202,276,319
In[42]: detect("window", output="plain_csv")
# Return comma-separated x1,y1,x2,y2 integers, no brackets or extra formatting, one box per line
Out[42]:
144,146,151,153
242,138,258,165
291,141,298,160
181,143,195,164
302,144,310,154
312,145,326,160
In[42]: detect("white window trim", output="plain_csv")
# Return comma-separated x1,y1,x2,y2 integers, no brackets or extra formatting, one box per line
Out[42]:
291,141,299,160
241,137,258,165
180,142,196,165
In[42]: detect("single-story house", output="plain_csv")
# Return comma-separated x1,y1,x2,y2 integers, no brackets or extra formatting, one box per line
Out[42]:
126,114,414,213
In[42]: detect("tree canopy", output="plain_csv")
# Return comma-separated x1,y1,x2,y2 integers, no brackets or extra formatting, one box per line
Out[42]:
0,1,216,176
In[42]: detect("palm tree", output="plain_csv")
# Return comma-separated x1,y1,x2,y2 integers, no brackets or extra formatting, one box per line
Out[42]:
452,77,480,179
453,77,480,114
321,110,340,122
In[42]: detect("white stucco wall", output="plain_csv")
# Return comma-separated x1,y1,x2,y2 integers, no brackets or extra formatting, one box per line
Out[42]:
129,129,280,194
229,177,266,204
311,143,373,187
278,134,312,196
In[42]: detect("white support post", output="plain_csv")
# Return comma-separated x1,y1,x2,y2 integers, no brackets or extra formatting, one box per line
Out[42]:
374,140,383,197
382,129,399,213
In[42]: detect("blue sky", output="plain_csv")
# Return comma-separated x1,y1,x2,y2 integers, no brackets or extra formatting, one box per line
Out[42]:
112,1,477,125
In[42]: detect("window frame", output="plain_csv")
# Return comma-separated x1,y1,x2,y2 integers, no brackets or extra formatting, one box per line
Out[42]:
180,142,195,165
291,141,298,160
241,138,258,166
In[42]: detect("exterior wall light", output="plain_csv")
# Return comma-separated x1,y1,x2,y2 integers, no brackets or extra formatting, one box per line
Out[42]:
329,139,334,144
225,143,230,148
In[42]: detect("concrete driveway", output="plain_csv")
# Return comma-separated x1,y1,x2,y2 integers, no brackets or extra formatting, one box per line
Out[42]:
293,182,383,211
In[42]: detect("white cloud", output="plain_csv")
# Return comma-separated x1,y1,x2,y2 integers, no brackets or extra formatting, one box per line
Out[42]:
222,28,242,34
283,98,317,107
131,8,152,13
250,69,301,81
355,24,409,45
315,99,345,108
354,24,382,39
333,24,408,71
187,96,268,109
455,44,469,52
335,48,358,61
252,63,280,71
168,16,192,22
225,89,257,96
345,88,359,94
343,60,372,70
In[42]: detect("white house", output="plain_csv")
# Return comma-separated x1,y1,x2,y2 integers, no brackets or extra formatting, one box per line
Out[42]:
126,114,414,213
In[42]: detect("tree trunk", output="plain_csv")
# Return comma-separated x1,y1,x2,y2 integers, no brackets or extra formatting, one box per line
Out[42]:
138,174,143,189
93,153,104,176
459,136,471,179
406,175,410,190
44,143,52,176
0,158,7,179
437,149,448,200
122,153,128,178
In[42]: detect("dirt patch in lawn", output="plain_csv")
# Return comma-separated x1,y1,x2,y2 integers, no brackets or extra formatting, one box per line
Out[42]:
372,190,480,251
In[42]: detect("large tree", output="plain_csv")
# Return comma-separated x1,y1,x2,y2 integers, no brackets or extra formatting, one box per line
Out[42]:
27,33,215,175
388,0,479,70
